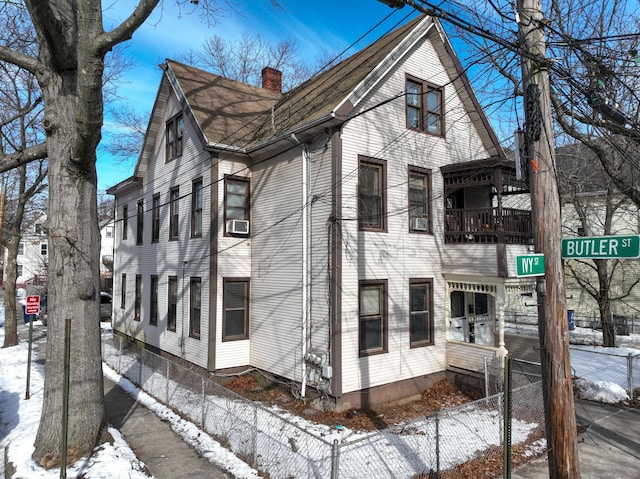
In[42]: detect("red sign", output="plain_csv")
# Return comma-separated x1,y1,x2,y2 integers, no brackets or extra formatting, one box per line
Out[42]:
26,295,40,315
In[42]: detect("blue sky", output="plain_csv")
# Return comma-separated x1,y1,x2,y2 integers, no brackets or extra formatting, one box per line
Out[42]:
97,0,422,191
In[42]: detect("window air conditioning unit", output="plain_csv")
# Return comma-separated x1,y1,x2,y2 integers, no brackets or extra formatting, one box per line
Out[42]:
227,219,250,235
411,217,428,231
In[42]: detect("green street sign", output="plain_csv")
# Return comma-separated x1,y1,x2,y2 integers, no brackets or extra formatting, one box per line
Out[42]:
562,235,640,259
516,254,545,277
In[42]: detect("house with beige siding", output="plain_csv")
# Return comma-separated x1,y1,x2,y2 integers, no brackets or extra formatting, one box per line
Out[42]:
108,15,535,408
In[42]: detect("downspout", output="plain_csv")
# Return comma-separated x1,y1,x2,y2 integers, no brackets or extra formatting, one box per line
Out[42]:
292,133,309,398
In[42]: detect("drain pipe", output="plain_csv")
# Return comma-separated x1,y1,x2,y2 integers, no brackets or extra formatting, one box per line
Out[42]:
292,134,309,398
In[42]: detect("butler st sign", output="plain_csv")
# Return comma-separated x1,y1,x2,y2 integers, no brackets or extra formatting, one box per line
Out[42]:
561,235,640,259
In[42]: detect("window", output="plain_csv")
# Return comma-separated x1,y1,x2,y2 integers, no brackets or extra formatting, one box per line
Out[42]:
136,200,144,245
41,243,47,255
224,177,249,234
120,274,126,309
134,274,142,321
358,156,386,231
189,277,201,339
359,280,388,356
408,166,432,233
122,204,128,240
18,243,24,255
166,114,183,161
169,187,179,240
152,193,161,242
17,264,23,277
106,226,113,238
406,75,443,135
191,178,203,237
150,275,158,326
410,279,434,347
35,224,42,235
223,279,249,341
167,276,178,331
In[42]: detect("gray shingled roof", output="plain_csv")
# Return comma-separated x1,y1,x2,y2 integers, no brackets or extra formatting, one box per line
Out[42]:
166,16,423,149
166,60,282,148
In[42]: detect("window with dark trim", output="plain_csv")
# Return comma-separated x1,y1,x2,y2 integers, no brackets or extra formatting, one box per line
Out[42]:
169,187,179,240
134,274,142,321
120,274,126,309
223,279,249,341
189,277,201,339
167,276,177,331
406,75,444,136
166,113,183,161
136,200,144,245
358,280,388,356
224,176,249,235
150,275,158,326
409,279,434,347
408,166,432,234
358,156,386,231
18,243,24,255
41,243,47,255
122,204,128,240
152,193,160,242
191,178,203,237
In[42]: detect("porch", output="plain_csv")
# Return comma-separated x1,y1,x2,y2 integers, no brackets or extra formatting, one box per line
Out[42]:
444,207,533,244
441,157,533,245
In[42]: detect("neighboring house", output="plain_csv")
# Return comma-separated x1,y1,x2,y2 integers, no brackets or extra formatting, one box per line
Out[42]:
108,16,534,409
3,213,48,289
558,144,640,318
99,217,115,293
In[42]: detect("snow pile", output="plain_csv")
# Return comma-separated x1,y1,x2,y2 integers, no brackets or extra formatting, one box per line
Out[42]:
574,378,629,404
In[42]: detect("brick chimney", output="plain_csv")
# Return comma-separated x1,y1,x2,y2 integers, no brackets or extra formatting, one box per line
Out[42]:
261,66,282,94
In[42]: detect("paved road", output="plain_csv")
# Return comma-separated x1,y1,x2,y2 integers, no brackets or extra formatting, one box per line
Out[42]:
513,399,640,478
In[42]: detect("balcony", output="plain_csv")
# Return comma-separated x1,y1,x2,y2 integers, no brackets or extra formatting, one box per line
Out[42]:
441,157,533,246
445,207,533,244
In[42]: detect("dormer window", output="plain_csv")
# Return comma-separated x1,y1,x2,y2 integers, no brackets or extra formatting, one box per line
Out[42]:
406,75,444,136
166,113,183,161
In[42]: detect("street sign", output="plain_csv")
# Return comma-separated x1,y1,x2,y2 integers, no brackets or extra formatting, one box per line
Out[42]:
516,254,545,277
25,295,40,315
561,235,640,259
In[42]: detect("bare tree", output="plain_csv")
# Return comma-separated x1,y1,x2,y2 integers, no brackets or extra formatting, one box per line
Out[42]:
184,32,314,90
0,23,48,348
558,144,640,346
448,0,640,204
0,0,259,466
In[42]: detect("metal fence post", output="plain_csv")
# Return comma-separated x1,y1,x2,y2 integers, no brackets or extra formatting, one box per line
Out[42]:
201,376,206,428
166,359,170,405
252,403,258,467
628,353,634,398
503,356,512,479
330,439,340,479
435,410,440,477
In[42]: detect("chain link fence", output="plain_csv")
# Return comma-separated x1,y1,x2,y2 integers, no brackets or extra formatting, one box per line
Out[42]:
102,332,545,478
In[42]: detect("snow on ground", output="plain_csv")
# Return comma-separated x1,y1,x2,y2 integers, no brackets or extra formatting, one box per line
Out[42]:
506,321,640,403
1,301,638,478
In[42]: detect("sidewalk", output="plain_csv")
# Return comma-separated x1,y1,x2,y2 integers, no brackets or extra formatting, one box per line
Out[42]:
512,399,640,478
104,376,232,479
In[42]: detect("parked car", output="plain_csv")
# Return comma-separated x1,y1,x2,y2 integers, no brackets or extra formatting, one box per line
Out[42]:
100,292,112,321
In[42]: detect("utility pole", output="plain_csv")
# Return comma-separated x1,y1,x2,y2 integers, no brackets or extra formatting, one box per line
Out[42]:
377,0,580,475
516,0,580,476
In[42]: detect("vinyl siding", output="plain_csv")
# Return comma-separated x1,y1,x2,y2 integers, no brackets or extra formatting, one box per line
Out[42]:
249,146,305,380
337,29,493,394
113,92,212,369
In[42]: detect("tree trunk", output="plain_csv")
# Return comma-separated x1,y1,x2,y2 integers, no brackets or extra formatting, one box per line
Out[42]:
2,238,20,348
594,259,616,347
33,43,106,467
